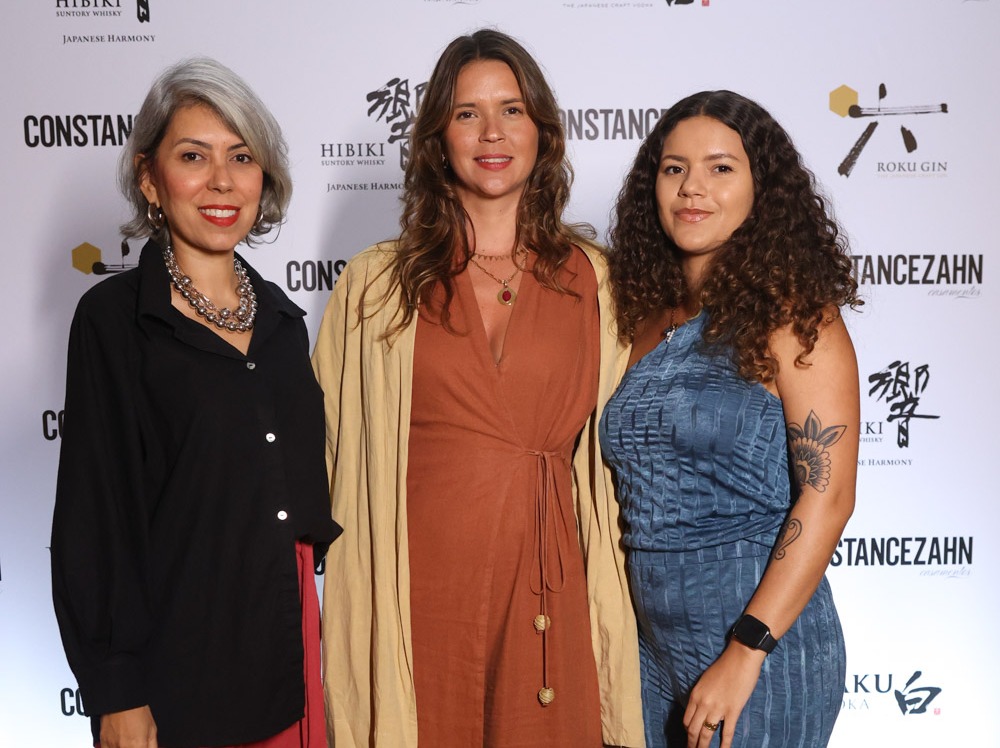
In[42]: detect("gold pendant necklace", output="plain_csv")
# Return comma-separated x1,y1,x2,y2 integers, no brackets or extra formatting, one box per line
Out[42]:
469,248,526,306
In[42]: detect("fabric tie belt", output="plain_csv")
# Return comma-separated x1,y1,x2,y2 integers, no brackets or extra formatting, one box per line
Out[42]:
527,449,569,707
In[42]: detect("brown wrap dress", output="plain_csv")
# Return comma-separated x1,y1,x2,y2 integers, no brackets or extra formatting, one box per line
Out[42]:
406,248,604,746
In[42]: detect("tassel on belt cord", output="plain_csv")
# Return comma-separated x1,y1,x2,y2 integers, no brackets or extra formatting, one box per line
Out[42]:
527,449,568,707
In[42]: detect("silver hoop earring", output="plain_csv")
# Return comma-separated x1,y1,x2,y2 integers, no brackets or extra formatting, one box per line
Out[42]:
253,207,265,232
146,203,165,231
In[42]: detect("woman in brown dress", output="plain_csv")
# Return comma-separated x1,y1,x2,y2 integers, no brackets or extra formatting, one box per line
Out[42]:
312,29,644,748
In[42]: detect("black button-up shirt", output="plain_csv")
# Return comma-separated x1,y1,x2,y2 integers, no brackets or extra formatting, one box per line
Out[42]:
51,240,341,748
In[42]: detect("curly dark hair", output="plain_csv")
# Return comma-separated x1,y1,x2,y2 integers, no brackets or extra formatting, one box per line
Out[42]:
367,28,593,333
608,90,861,382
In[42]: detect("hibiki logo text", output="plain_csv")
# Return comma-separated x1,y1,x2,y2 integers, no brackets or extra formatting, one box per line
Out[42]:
56,0,151,21
867,360,939,448
366,76,427,170
318,77,419,191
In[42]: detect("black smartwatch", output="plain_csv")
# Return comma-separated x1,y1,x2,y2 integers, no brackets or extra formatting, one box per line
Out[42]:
729,614,777,654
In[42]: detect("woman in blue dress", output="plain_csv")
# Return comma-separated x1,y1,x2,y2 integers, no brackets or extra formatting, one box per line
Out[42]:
600,91,862,748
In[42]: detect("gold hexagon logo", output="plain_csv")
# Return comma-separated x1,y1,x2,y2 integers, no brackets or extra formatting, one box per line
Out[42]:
829,85,858,118
71,242,102,275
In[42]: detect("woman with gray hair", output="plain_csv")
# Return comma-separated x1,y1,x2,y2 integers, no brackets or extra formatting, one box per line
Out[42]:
51,58,340,748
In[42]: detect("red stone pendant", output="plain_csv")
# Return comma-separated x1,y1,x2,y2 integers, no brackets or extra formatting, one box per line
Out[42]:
497,282,516,306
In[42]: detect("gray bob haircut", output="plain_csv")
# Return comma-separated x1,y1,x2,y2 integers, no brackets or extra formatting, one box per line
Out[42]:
118,57,291,242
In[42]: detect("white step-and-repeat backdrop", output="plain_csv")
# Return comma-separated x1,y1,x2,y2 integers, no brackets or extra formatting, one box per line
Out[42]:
2,1,997,745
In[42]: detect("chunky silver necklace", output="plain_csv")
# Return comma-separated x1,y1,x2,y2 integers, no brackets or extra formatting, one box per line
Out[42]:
162,245,257,332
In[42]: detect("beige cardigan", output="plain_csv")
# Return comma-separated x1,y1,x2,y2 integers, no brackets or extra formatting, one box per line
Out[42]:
311,242,645,747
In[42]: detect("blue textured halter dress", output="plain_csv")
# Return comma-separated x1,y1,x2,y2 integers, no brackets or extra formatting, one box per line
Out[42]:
599,313,845,748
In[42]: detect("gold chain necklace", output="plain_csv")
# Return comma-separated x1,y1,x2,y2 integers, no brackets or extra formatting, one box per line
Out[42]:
472,245,528,262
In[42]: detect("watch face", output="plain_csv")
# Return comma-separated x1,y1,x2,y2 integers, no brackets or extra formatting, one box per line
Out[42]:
733,615,774,651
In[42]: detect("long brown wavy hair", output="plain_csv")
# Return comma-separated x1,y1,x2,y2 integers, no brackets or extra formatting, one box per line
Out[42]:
608,90,861,382
368,28,593,333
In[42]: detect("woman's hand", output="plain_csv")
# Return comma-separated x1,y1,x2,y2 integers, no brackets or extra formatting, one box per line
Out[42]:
682,642,765,748
99,705,158,748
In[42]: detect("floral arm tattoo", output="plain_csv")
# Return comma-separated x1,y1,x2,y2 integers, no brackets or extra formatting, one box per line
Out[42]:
788,410,847,493
773,412,847,562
